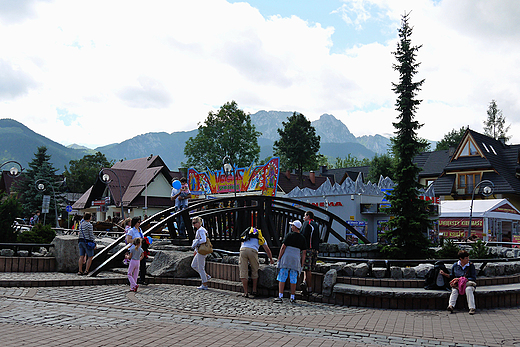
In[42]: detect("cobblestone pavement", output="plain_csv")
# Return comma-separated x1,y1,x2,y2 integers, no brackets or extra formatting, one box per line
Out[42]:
1,273,520,346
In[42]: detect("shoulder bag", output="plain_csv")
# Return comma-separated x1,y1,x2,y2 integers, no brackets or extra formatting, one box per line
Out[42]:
197,234,213,255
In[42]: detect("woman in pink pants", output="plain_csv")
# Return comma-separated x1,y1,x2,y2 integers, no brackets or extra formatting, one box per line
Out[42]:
126,238,144,292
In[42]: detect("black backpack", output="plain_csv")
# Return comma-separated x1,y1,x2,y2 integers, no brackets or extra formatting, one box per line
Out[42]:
424,261,450,290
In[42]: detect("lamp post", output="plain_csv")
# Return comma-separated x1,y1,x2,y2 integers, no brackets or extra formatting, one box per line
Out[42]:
468,179,494,239
0,160,23,177
35,178,60,228
222,155,236,198
99,168,124,219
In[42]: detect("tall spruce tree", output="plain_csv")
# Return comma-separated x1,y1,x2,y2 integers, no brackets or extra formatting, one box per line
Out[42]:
483,100,511,142
382,13,432,259
14,146,64,226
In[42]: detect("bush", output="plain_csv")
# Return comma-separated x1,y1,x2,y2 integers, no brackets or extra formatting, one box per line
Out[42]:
17,223,56,243
469,239,492,259
436,238,460,259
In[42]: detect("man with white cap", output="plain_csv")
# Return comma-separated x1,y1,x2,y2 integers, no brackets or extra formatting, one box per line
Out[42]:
274,220,307,303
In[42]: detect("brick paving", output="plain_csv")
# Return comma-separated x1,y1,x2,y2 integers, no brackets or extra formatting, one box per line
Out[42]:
0,272,520,346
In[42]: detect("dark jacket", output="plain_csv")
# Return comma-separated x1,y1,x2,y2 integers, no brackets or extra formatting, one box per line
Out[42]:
302,220,320,250
424,261,450,290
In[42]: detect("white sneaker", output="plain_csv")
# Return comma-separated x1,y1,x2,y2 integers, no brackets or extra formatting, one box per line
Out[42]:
207,275,211,281
197,285,208,290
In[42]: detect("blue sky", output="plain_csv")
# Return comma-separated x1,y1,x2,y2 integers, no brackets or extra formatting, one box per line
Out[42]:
0,0,519,148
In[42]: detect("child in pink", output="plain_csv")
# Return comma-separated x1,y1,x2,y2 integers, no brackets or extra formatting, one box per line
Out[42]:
126,238,144,292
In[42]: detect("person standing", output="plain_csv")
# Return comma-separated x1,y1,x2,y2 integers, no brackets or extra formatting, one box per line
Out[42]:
274,220,307,304
77,212,95,275
126,237,144,292
171,177,190,237
191,216,211,290
30,211,40,225
126,217,149,285
238,227,274,298
440,250,477,315
300,211,320,296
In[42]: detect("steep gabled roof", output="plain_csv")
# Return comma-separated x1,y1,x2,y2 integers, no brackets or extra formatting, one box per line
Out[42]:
435,129,520,195
414,150,451,178
73,155,175,209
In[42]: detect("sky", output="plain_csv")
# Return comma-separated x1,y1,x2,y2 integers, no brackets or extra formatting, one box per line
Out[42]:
1,0,520,149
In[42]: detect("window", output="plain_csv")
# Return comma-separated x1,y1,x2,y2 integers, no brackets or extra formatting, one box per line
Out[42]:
460,140,478,156
458,173,481,194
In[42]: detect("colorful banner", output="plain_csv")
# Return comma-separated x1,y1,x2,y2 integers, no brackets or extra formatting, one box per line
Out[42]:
188,157,280,196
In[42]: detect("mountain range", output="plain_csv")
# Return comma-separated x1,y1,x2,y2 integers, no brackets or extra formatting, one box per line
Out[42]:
0,112,394,173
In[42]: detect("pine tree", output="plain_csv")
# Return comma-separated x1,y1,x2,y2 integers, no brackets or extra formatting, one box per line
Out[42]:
381,13,432,259
483,100,511,142
13,146,64,226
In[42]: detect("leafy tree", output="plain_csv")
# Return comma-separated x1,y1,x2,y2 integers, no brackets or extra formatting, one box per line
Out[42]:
63,152,114,193
483,99,511,142
334,154,370,169
273,112,321,184
367,154,395,183
184,101,261,170
0,193,22,242
435,127,466,151
469,239,492,259
13,146,64,226
381,13,433,259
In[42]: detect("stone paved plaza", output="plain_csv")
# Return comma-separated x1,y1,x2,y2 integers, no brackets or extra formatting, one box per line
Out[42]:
1,272,520,346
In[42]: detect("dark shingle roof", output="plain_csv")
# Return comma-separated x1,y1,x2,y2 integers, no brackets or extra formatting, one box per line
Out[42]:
414,150,451,177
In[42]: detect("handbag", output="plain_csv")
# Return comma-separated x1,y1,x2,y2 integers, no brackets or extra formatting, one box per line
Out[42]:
197,237,213,255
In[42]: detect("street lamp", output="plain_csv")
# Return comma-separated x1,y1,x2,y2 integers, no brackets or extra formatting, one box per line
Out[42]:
468,179,494,239
0,160,23,177
99,168,124,219
35,178,60,228
222,155,236,198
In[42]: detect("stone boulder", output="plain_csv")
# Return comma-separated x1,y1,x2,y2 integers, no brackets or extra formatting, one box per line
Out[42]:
390,266,403,279
372,267,386,278
18,250,29,257
403,267,416,279
51,235,83,272
413,263,433,279
222,255,239,264
147,250,198,277
337,263,354,277
353,263,369,277
1,249,14,257
322,269,337,297
258,264,278,289
337,242,349,253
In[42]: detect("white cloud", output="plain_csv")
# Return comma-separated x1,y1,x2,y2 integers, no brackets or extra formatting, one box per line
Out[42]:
0,0,519,149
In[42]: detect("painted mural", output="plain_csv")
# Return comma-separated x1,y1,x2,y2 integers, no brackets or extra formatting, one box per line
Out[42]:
188,157,280,196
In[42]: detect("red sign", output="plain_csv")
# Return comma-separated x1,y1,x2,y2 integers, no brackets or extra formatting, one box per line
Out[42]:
438,217,483,238
91,200,106,206
492,203,520,215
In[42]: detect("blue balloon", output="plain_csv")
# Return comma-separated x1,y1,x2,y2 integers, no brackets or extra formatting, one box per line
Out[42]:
172,180,181,190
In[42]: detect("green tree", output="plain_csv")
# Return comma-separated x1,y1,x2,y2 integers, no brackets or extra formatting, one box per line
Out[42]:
0,193,22,242
367,153,395,183
273,112,321,185
381,13,432,259
184,101,261,170
435,127,466,151
63,152,114,193
483,99,511,142
334,154,370,169
13,146,64,226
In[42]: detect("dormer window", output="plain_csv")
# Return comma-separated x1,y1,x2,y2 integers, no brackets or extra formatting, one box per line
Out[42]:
455,135,483,159
461,140,478,156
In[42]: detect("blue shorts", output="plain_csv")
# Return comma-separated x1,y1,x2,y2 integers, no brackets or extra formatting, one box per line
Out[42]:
277,268,299,284
78,241,94,257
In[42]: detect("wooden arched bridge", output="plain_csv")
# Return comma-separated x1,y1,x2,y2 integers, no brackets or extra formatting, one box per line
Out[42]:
89,195,370,276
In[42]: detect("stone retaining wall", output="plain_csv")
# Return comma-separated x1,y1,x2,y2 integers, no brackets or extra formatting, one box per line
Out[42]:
0,257,56,272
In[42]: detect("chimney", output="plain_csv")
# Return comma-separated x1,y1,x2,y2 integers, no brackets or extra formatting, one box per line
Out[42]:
309,171,316,184
285,169,291,179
